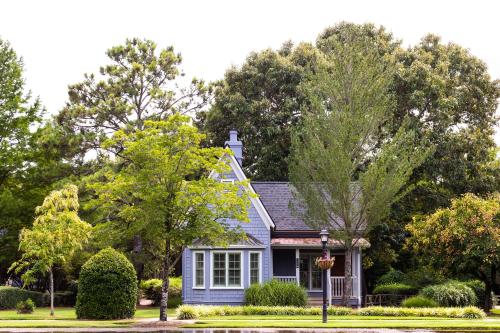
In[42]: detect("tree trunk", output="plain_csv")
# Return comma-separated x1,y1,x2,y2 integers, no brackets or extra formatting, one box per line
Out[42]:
49,268,54,316
342,245,353,306
159,239,171,321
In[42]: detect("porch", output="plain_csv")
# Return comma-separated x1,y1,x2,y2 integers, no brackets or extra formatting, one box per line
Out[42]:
272,247,362,306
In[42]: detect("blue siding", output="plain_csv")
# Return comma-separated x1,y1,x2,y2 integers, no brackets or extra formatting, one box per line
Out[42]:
182,169,272,305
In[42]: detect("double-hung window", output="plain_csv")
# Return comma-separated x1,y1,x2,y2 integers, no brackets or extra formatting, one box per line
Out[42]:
249,251,261,284
193,252,205,288
211,251,242,288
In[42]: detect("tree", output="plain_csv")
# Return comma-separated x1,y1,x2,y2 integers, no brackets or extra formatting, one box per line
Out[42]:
57,38,211,160
289,35,431,306
406,193,500,311
57,38,212,279
0,38,43,282
198,42,320,180
86,114,252,321
9,184,92,316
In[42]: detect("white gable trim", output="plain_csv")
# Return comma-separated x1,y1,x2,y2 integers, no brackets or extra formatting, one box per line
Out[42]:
210,154,275,230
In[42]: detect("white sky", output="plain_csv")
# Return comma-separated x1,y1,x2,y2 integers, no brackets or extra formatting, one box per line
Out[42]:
1,0,499,144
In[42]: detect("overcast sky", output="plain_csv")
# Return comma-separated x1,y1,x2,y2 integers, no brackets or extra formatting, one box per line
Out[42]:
1,0,499,144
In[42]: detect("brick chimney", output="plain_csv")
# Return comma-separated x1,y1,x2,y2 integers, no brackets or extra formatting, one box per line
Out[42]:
225,130,243,165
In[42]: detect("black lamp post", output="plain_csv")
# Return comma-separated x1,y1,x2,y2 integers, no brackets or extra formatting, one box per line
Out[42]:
320,229,329,323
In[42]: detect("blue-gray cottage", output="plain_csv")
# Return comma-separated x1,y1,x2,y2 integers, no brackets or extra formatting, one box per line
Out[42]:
182,131,368,307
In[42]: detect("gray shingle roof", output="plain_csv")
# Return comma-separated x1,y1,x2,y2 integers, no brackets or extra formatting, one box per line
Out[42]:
251,182,312,231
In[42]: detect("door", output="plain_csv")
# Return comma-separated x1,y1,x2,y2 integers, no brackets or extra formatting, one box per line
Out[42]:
299,253,322,290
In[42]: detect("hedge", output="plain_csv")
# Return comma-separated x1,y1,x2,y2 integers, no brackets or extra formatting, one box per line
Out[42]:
76,248,138,319
420,281,477,307
372,283,418,295
0,287,46,309
176,305,485,319
244,279,307,306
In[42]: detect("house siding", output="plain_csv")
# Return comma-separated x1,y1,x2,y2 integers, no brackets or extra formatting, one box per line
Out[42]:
182,169,272,305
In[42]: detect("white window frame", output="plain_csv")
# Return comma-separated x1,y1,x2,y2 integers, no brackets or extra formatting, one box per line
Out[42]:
248,251,262,285
210,250,243,289
192,251,205,289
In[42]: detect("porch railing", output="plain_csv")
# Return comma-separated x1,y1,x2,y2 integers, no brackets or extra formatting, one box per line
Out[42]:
331,276,357,298
273,276,297,283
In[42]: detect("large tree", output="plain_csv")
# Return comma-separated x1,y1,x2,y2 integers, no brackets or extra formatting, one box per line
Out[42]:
10,185,91,316
406,193,500,311
86,114,252,321
57,38,212,277
0,38,44,282
289,34,431,305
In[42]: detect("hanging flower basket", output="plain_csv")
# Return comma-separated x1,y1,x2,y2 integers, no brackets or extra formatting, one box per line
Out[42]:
315,256,335,270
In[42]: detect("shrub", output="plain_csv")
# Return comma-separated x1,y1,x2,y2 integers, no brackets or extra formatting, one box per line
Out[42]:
175,305,484,319
420,281,477,307
403,267,445,288
377,269,406,285
0,287,46,309
176,305,198,319
462,280,488,307
139,277,182,307
401,296,438,308
372,283,417,295
16,298,35,314
244,279,307,306
76,248,138,319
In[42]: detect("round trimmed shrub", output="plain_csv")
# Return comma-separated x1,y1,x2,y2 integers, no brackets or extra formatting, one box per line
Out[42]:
401,295,438,308
76,248,138,319
420,281,477,307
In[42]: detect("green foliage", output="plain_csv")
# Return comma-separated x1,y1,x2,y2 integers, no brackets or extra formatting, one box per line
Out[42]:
139,277,182,306
377,269,406,285
176,305,485,319
407,193,500,310
462,280,488,307
52,291,76,307
0,38,43,282
0,287,46,309
244,280,307,306
16,298,35,314
86,114,252,320
358,306,485,319
289,29,431,305
372,283,417,295
76,248,138,319
420,282,477,307
401,296,438,308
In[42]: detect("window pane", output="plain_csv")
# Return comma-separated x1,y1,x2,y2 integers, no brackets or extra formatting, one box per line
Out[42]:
228,253,241,286
250,253,260,284
213,253,226,286
195,253,204,287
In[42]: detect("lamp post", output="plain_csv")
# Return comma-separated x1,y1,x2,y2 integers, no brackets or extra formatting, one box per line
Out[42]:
320,229,329,323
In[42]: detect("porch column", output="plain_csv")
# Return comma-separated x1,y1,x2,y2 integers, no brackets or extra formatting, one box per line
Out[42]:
295,248,300,286
357,248,362,308
327,250,331,306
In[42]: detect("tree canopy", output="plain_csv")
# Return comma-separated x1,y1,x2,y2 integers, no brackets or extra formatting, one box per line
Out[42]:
289,34,431,305
406,193,500,310
86,114,252,320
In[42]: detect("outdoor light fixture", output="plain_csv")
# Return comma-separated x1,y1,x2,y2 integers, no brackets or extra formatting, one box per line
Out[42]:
320,229,329,323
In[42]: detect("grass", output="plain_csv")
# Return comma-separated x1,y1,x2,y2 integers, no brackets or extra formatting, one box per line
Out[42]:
0,307,176,328
184,318,500,329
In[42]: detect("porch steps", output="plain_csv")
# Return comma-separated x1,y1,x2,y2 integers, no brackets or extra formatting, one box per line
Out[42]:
307,297,323,306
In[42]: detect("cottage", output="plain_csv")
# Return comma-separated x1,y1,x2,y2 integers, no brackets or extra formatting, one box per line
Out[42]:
182,131,368,307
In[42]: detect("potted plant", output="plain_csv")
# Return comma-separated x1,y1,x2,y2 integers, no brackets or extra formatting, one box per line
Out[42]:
315,256,335,270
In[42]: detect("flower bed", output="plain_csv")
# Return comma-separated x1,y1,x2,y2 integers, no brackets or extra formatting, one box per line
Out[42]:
176,304,485,320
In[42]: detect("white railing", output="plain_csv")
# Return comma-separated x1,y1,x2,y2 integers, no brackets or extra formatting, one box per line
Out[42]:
331,276,357,298
273,276,297,283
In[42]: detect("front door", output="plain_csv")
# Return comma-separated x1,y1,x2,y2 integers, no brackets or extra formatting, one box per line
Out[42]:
299,253,322,290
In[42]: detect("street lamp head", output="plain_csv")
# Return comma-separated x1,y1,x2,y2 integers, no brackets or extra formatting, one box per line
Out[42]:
320,229,329,243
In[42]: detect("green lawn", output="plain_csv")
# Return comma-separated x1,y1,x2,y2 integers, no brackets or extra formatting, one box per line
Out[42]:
0,307,175,327
184,318,500,329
